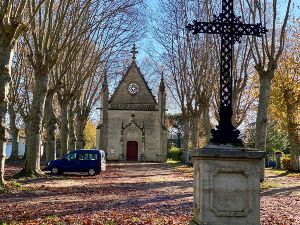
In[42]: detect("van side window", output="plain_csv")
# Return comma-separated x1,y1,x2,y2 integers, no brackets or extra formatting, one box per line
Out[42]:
66,152,77,161
89,153,97,160
78,153,85,160
77,153,97,160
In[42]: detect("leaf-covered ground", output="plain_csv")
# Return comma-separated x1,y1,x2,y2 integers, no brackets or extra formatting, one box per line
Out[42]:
0,162,299,225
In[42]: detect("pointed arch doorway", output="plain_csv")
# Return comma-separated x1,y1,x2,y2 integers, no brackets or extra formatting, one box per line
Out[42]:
126,141,138,161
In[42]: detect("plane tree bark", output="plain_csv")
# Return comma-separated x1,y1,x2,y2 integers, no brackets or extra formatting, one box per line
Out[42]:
7,42,35,160
7,43,27,160
68,98,76,151
16,55,33,159
8,106,18,159
44,90,57,162
21,0,93,176
0,0,45,186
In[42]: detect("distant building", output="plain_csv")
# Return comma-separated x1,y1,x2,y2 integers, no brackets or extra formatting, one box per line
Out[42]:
5,135,26,158
168,130,182,149
96,45,167,162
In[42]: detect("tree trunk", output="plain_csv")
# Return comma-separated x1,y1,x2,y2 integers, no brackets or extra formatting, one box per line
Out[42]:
76,115,86,149
8,106,19,159
202,105,211,145
23,117,29,159
60,102,69,156
0,43,14,186
191,115,200,149
44,92,57,162
23,72,49,176
182,116,190,163
285,96,300,171
68,100,76,151
255,71,274,181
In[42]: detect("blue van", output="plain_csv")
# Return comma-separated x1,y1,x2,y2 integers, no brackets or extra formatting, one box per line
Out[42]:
47,149,106,176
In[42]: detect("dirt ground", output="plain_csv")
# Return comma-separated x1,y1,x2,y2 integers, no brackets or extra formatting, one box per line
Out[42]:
0,162,299,225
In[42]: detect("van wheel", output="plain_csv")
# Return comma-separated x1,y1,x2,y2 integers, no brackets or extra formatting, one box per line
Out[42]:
51,167,59,175
88,168,96,176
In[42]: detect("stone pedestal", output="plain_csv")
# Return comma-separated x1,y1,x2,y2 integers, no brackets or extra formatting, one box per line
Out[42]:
190,145,265,225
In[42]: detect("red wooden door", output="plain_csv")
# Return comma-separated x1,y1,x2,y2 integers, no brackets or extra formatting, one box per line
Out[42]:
126,141,138,161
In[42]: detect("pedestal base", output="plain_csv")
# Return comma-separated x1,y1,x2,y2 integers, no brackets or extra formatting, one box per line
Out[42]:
190,145,264,225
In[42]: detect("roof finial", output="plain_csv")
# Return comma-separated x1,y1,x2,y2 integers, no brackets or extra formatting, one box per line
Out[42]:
159,71,165,92
131,43,138,61
102,70,108,91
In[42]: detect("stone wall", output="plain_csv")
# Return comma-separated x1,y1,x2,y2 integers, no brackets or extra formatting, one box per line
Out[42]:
106,110,167,162
110,63,156,105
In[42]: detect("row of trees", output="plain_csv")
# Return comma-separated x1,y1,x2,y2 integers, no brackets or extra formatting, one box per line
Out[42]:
152,0,296,176
0,0,298,187
0,0,145,186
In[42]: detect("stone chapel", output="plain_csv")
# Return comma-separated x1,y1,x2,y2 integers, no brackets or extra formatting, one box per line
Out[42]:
96,45,168,162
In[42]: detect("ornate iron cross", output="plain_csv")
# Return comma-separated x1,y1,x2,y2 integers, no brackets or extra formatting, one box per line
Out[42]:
187,0,267,145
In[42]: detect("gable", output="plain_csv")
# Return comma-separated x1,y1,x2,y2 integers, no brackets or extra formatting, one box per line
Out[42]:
109,62,157,105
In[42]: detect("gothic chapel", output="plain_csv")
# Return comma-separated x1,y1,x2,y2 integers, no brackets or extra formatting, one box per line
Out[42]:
96,45,167,162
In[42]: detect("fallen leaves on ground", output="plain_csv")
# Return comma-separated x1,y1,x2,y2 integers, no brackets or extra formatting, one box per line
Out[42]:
0,162,299,225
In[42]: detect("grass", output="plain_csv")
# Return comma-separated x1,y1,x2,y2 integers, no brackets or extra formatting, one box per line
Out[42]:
266,168,300,178
0,180,32,194
167,160,193,174
167,159,182,167
260,181,281,190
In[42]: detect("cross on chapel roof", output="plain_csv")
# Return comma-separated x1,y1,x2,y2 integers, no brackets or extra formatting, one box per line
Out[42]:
131,44,138,61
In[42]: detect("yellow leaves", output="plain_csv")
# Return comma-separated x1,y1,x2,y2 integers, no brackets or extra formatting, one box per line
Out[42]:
84,120,96,149
269,48,300,131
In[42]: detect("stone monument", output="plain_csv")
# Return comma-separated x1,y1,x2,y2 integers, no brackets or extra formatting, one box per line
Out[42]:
186,0,267,224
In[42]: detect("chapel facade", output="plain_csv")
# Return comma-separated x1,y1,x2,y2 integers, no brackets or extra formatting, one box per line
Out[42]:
96,46,167,162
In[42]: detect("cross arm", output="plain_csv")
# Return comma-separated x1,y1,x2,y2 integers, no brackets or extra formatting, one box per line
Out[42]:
237,23,268,36
186,21,222,35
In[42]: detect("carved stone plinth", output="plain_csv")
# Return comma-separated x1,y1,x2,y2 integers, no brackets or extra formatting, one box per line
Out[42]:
190,145,265,225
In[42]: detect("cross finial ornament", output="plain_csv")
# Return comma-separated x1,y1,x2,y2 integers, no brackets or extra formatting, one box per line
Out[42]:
159,71,166,92
131,44,138,61
187,0,267,145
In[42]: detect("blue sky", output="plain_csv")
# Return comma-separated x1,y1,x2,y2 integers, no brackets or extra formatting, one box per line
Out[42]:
139,0,299,60
133,0,300,115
